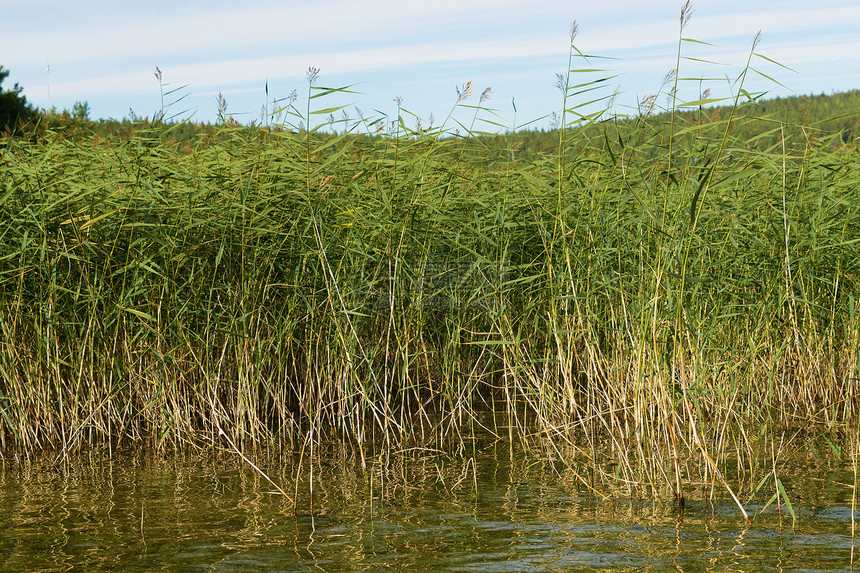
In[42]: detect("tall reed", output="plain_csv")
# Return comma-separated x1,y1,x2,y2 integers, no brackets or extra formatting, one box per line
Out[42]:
0,8,858,505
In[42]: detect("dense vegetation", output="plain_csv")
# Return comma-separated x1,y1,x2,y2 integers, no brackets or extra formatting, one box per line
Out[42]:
32,87,860,155
0,66,39,136
1,19,859,508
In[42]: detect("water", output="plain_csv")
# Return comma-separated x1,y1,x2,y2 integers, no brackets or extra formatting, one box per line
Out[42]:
1,442,857,572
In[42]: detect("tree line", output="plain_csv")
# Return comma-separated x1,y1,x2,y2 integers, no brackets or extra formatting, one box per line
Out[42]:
2,63,858,153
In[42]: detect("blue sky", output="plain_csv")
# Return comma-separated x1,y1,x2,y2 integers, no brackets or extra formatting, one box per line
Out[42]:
3,0,859,130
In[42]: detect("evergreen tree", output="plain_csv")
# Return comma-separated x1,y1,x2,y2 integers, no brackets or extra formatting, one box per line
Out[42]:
0,66,38,135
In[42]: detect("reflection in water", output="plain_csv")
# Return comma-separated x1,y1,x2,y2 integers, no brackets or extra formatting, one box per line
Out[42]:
0,443,856,572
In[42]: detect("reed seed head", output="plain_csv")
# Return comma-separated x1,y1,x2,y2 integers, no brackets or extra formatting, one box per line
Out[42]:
456,81,472,102
640,94,658,117
680,1,693,31
555,73,567,94
570,21,580,43
663,69,677,88
609,85,620,109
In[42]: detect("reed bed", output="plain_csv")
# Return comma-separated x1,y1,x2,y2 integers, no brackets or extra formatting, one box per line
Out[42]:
1,11,859,503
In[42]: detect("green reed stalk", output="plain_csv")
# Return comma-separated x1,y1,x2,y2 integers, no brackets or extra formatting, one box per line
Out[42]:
0,11,858,513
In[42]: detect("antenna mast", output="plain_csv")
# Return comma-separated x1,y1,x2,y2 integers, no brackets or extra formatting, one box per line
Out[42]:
46,60,51,108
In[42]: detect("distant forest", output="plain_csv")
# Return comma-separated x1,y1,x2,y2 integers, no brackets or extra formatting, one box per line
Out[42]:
33,88,860,159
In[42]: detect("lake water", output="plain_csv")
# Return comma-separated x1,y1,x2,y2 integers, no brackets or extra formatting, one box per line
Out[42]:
1,439,857,571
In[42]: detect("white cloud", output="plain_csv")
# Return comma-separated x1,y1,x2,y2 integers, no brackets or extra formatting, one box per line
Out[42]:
35,36,565,98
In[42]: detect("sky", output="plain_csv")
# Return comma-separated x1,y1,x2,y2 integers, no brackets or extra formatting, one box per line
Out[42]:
3,0,859,131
